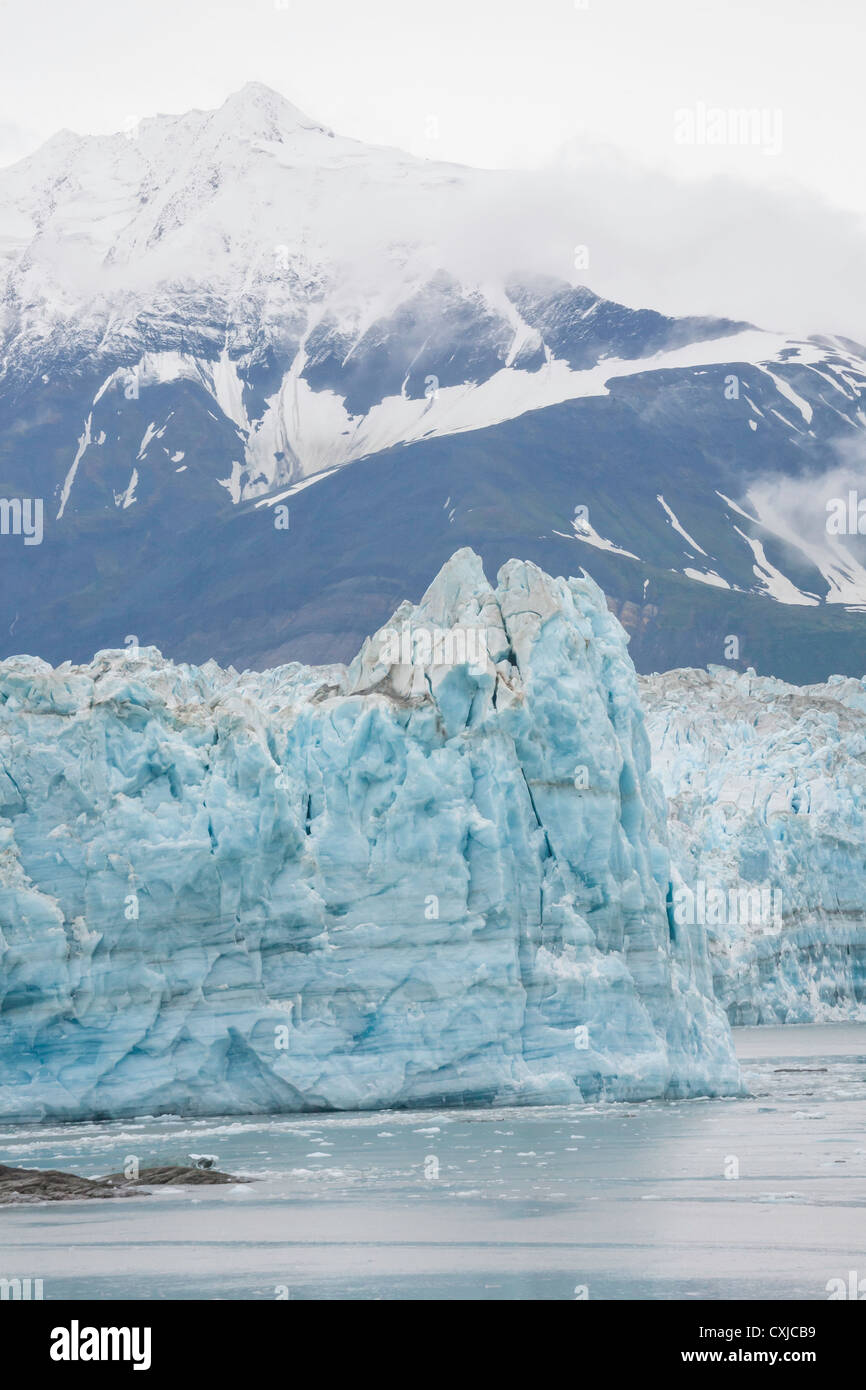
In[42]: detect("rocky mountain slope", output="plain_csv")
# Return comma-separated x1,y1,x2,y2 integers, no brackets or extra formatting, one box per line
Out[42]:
2,84,865,679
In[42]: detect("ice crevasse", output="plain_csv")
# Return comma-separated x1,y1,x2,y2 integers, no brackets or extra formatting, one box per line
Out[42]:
0,549,739,1120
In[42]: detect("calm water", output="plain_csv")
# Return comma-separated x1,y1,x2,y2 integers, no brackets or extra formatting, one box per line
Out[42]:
2,1024,864,1300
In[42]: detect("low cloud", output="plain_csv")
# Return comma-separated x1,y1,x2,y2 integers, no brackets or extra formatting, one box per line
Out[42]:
435,145,866,344
744,437,866,575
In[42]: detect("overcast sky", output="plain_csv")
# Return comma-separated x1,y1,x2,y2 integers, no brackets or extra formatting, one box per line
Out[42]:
0,0,863,217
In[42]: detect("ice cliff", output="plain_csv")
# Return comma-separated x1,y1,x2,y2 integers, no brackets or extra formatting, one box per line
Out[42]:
0,550,739,1121
643,665,866,1024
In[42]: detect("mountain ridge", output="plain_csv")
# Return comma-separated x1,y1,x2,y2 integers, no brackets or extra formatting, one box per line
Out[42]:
1,83,865,680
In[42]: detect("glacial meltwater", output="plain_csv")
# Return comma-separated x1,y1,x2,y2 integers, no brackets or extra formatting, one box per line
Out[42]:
1,1024,864,1301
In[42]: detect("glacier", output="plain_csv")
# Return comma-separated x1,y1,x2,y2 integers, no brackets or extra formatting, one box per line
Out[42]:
643,665,866,1024
0,550,739,1121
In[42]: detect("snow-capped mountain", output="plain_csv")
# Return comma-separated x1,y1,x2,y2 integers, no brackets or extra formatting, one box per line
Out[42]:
2,82,866,678
0,81,749,493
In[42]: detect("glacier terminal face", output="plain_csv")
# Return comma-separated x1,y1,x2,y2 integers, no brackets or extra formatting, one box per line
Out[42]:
0,551,739,1121
643,665,866,1024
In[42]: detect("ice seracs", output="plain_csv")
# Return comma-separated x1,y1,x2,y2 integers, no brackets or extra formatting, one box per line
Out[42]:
643,665,866,1023
0,550,739,1121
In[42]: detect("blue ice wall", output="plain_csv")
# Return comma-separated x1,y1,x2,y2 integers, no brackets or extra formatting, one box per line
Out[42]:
0,551,739,1120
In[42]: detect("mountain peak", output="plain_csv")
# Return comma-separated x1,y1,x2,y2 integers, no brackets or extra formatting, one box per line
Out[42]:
214,82,330,140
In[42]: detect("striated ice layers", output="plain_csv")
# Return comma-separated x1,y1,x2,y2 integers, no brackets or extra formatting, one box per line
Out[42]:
643,666,866,1025
0,550,739,1121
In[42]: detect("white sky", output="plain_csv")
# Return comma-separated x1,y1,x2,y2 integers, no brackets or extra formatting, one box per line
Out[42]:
0,0,864,218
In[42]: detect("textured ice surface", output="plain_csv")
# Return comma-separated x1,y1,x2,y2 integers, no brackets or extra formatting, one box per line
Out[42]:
643,665,866,1024
0,550,738,1121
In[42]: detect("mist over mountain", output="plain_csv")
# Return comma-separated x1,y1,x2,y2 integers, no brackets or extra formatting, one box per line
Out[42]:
2,82,866,681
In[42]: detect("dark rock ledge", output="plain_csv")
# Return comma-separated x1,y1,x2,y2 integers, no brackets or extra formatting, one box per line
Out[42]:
0,1163,247,1206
